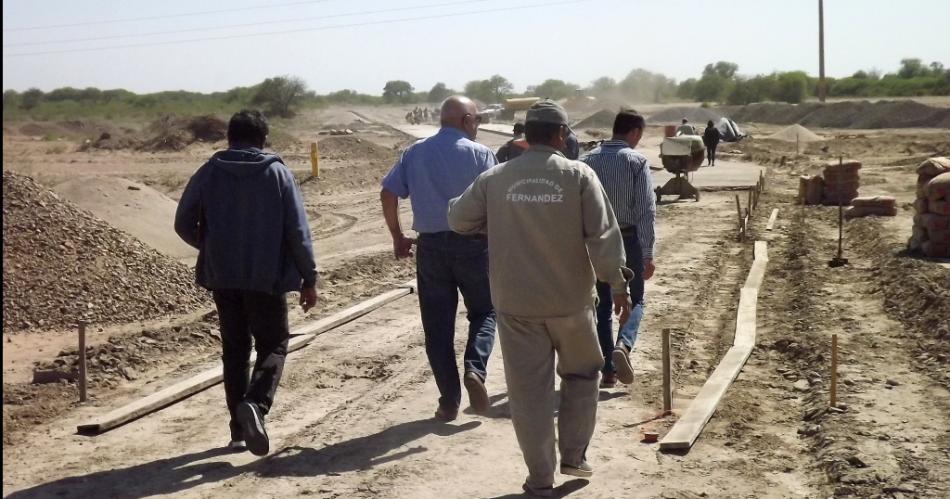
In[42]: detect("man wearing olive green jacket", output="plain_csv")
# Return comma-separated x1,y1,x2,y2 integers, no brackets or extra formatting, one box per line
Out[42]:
448,100,630,497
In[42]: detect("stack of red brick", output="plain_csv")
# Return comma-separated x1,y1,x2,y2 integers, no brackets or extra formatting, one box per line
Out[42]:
909,157,950,257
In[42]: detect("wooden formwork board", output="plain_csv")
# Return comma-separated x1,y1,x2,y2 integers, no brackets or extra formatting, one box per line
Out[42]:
660,241,768,451
77,285,415,435
766,209,779,230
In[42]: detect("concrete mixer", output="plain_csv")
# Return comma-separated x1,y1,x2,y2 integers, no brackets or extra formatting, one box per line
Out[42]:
655,135,705,202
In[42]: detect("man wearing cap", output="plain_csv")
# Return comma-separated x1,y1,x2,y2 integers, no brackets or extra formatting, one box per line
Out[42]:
496,122,528,162
380,96,497,422
676,117,696,136
448,100,631,496
581,109,656,389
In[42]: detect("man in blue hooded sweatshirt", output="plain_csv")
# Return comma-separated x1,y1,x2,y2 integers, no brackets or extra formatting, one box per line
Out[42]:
175,109,318,456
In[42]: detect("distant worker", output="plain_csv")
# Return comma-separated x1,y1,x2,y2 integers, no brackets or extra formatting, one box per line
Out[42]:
703,120,722,167
675,118,696,136
496,122,528,162
563,126,580,159
380,96,497,421
175,110,318,456
448,100,631,496
580,109,656,388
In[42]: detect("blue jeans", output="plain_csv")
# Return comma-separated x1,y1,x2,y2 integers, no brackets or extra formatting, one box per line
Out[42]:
416,232,496,410
595,229,646,374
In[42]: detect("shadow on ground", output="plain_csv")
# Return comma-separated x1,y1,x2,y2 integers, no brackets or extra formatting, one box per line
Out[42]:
7,418,480,499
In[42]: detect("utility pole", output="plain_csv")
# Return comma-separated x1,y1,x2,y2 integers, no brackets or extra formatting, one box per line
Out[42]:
818,0,827,102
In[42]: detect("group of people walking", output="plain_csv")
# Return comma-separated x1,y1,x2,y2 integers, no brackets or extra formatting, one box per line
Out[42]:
382,97,656,495
175,96,657,496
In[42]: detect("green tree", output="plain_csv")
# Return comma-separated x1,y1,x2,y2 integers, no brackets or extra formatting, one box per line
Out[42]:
898,58,926,79
3,89,21,110
21,88,44,110
693,74,728,102
589,76,617,96
619,68,676,102
427,82,454,103
382,80,415,104
463,79,493,103
704,61,739,79
486,75,514,102
676,78,697,99
527,79,579,100
252,76,308,117
774,72,808,103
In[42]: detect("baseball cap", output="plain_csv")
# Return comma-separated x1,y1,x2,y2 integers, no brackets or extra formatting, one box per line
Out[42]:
525,99,568,126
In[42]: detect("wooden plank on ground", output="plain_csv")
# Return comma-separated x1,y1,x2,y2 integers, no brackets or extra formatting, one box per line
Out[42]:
77,286,413,435
660,241,768,451
766,209,779,230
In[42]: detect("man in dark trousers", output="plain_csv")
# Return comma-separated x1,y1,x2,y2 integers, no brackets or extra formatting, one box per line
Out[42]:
703,120,722,166
581,109,656,388
175,109,318,456
380,95,497,421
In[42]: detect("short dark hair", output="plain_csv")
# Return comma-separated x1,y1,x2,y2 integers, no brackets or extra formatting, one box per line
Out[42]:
613,110,645,136
227,109,269,147
513,122,526,134
525,122,563,145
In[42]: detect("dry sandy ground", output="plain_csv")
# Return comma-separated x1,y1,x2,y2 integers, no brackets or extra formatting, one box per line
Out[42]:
3,105,949,498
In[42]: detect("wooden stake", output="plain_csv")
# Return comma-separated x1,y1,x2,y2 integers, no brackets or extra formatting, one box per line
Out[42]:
78,322,88,403
747,188,753,216
310,142,320,178
735,194,744,241
662,328,673,415
830,334,838,407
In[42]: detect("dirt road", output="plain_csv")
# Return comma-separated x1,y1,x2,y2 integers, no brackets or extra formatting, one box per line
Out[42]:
6,190,804,498
4,105,948,498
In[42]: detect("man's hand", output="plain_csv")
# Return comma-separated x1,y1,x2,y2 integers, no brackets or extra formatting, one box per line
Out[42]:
392,234,416,259
299,286,318,312
612,292,632,326
643,258,656,281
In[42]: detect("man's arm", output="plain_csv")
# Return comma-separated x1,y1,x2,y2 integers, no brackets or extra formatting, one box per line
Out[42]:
280,168,319,310
173,164,207,249
580,171,632,321
381,188,415,258
631,154,657,279
448,174,488,235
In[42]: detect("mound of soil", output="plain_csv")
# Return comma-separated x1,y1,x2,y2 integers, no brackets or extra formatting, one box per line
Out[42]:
574,109,616,129
136,115,227,152
53,176,198,259
727,100,950,129
318,135,398,163
2,172,209,333
648,106,723,125
767,124,824,142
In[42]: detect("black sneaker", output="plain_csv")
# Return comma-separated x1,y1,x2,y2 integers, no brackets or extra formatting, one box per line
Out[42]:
463,371,490,414
612,344,634,385
227,440,247,453
434,405,458,422
236,401,269,456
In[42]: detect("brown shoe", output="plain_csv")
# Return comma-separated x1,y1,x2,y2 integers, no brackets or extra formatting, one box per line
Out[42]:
612,345,634,385
463,371,490,414
600,372,617,388
434,405,458,422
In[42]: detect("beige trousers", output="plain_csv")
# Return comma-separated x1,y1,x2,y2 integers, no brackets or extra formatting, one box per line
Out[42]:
498,306,604,488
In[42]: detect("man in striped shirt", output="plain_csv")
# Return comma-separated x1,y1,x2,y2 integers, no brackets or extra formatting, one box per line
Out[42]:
580,109,656,388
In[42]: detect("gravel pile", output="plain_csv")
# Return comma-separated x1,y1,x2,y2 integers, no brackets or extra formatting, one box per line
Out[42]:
2,171,209,332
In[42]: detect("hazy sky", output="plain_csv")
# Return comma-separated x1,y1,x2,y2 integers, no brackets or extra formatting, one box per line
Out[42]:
3,0,948,94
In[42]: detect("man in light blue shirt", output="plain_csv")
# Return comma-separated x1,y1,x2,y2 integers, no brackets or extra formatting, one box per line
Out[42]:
380,96,497,421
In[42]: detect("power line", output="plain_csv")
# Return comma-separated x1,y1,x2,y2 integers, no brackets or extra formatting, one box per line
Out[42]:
4,0,494,48
2,0,337,32
3,0,590,58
